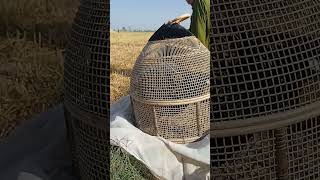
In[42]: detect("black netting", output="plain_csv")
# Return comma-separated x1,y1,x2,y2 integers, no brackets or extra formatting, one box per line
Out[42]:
64,0,109,118
63,0,109,179
149,23,193,42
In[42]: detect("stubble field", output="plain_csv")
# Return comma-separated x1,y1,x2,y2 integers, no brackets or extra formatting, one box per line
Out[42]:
110,32,152,102
110,31,157,180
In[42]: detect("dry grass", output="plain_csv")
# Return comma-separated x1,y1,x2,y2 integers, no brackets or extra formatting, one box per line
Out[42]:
0,37,64,139
110,32,152,102
110,146,157,180
0,0,77,139
0,0,78,29
0,0,79,48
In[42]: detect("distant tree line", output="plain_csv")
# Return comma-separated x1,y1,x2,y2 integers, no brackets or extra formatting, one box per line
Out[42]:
112,27,154,32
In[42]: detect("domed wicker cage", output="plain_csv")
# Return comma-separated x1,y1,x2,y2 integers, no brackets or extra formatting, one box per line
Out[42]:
210,0,320,179
63,0,109,179
130,24,210,144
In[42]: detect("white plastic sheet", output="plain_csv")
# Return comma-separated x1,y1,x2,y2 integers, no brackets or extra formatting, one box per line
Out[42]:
110,96,210,180
0,105,76,180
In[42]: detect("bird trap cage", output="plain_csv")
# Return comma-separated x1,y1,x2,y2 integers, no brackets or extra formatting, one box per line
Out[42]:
130,24,210,144
63,0,109,179
210,0,320,179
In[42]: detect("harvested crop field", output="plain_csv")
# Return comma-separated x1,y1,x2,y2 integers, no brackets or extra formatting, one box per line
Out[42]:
0,0,78,139
0,0,78,48
110,31,157,180
110,32,153,102
0,37,64,139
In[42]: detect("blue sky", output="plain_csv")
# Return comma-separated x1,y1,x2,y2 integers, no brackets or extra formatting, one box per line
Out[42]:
110,0,192,31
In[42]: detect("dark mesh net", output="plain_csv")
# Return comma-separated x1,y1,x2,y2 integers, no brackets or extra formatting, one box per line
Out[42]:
149,23,193,42
64,0,109,179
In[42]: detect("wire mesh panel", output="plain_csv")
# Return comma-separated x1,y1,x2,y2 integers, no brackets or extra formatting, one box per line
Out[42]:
287,115,320,179
64,0,109,117
73,114,109,180
130,25,210,143
132,98,210,143
210,0,320,123
211,104,320,179
210,0,320,179
63,0,109,179
211,130,277,179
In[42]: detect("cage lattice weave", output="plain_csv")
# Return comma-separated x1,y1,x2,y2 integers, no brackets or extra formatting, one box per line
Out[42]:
130,36,210,143
210,0,320,179
63,0,109,179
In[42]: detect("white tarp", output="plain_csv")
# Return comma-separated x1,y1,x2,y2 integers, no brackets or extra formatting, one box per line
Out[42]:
0,105,76,180
110,96,210,180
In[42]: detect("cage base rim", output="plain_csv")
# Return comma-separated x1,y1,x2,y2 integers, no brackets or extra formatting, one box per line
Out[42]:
154,132,209,144
130,94,210,106
211,101,320,137
64,100,107,129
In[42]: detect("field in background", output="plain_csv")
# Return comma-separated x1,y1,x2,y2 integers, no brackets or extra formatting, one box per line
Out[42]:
0,0,77,26
0,37,64,138
0,0,76,139
0,0,78,48
110,32,153,102
110,32,156,180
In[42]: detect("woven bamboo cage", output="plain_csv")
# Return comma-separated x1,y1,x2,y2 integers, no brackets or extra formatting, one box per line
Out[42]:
210,0,320,179
130,24,210,144
63,0,109,179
